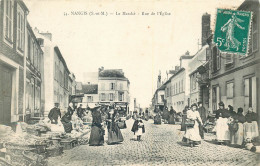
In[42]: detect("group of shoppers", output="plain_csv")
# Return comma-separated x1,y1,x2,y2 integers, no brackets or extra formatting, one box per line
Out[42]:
215,102,259,147
48,102,77,133
153,106,177,125
180,100,259,148
89,104,124,146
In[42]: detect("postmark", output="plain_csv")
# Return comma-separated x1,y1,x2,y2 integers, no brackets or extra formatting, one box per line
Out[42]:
214,8,252,55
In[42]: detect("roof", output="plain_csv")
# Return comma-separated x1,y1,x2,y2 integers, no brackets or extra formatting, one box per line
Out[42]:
157,84,166,91
26,21,43,54
165,68,185,84
99,69,125,78
180,55,194,60
238,0,259,10
18,0,29,13
81,84,98,94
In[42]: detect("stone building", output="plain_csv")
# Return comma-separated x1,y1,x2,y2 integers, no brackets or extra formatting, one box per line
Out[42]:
189,45,210,110
98,68,130,113
208,0,260,118
34,29,71,116
24,22,44,120
0,0,28,124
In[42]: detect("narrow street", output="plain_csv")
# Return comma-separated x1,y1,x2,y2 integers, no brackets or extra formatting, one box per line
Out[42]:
48,120,259,166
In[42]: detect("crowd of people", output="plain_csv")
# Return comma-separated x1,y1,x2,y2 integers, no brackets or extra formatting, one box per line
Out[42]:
48,101,259,150
152,101,259,149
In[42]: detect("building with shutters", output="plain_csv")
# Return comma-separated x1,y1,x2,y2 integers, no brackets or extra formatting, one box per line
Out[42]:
34,29,71,116
189,45,210,111
75,83,99,108
0,0,29,124
98,68,130,113
24,22,44,120
208,0,260,119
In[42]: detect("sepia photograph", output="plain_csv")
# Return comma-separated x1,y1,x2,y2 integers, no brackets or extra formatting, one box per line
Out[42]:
0,0,260,165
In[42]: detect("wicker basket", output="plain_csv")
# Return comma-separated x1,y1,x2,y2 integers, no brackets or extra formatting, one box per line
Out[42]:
46,146,63,157
5,142,35,155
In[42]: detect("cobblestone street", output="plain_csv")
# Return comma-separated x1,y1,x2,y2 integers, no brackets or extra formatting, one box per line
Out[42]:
48,119,260,166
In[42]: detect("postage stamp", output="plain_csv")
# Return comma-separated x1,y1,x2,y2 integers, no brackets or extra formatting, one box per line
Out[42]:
214,8,252,55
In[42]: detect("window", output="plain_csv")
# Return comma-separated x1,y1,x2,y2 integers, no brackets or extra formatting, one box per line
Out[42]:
226,82,234,106
212,86,220,112
225,53,234,65
4,0,13,43
17,5,25,51
27,35,31,60
37,38,44,46
110,83,115,90
181,79,183,92
101,93,106,101
244,76,257,112
160,95,164,103
175,83,178,94
119,92,124,101
212,46,221,72
248,15,258,55
176,83,178,94
87,96,93,102
179,81,181,92
109,93,114,101
173,84,175,95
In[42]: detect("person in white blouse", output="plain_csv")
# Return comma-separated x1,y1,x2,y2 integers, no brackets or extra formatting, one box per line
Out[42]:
182,103,203,147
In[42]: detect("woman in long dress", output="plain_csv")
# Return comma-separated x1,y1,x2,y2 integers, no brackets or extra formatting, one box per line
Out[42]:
154,112,162,124
168,107,176,124
244,107,259,141
182,104,202,147
215,102,231,145
89,106,104,146
181,106,189,131
61,103,74,133
106,108,124,145
230,108,246,147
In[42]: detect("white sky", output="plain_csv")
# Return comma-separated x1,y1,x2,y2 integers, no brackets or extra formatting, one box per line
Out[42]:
24,0,243,108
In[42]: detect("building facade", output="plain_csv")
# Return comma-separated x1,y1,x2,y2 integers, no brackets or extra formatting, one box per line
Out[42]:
24,22,44,119
189,45,210,110
81,84,99,107
34,29,70,116
165,68,189,113
98,69,130,112
208,0,260,118
0,0,28,124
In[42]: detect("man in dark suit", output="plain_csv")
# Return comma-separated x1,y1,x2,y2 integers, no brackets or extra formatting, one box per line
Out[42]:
197,102,208,139
48,103,61,124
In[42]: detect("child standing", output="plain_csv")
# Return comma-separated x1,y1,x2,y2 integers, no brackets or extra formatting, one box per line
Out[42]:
131,117,145,141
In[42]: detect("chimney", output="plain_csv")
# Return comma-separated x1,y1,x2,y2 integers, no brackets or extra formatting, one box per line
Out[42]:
157,71,161,89
202,13,211,46
40,32,52,41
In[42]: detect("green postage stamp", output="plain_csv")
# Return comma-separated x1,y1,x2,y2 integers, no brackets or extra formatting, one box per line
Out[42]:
214,9,252,55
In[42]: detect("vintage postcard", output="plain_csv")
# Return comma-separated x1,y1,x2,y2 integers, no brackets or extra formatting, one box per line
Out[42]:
0,0,259,166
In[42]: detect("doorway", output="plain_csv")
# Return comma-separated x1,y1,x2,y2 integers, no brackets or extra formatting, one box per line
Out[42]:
0,64,13,124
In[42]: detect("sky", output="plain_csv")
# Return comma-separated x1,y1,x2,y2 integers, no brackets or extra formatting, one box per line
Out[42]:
23,0,243,108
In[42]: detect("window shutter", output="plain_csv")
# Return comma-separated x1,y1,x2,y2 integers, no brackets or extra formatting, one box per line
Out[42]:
225,53,233,65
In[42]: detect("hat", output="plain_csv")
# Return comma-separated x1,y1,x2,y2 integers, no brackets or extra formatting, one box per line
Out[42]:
237,107,243,113
218,101,224,106
197,101,202,105
191,103,197,108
